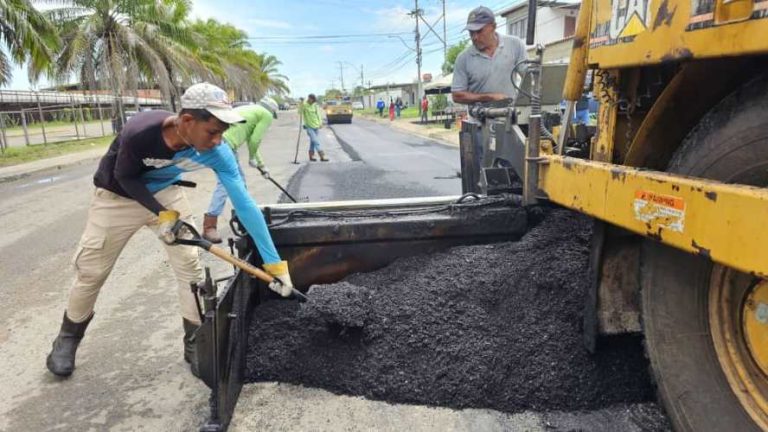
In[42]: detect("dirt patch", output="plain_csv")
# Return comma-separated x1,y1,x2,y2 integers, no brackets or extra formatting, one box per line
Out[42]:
244,209,664,425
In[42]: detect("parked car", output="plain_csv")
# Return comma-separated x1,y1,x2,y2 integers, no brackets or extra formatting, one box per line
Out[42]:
351,101,364,110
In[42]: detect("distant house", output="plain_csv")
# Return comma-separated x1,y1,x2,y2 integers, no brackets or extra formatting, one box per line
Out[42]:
500,1,581,63
364,83,419,109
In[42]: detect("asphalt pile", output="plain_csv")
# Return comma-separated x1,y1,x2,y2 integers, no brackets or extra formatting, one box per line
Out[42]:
244,209,661,419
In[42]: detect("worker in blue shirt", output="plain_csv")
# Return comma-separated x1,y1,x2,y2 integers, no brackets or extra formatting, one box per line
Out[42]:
45,83,296,380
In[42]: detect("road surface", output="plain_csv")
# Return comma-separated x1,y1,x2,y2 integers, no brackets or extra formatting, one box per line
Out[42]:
0,112,668,431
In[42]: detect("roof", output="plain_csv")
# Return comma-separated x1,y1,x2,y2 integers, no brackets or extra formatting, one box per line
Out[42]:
368,82,417,91
424,74,453,94
498,0,580,17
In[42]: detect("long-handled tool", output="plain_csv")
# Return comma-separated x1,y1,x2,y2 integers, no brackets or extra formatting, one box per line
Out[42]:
257,167,298,203
292,112,302,164
172,220,308,302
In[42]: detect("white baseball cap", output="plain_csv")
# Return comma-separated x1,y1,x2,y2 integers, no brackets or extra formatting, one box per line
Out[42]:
180,82,245,124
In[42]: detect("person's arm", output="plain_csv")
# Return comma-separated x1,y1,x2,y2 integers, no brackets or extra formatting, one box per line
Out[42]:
114,137,166,214
451,91,509,104
211,148,281,264
450,53,508,105
246,115,272,167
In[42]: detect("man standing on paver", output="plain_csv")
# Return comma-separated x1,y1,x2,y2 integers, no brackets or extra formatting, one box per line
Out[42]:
451,6,527,177
300,94,329,162
421,95,429,124
376,98,386,117
202,97,279,243
45,83,297,379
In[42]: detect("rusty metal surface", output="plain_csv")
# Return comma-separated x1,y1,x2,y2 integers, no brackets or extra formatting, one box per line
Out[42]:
588,0,768,68
597,235,643,334
266,200,528,289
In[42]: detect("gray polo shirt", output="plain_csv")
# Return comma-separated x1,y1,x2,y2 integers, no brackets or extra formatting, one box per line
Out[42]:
451,33,527,99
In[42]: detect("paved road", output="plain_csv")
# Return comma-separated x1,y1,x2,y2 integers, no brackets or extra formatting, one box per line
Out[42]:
0,113,667,431
283,118,462,202
0,111,318,431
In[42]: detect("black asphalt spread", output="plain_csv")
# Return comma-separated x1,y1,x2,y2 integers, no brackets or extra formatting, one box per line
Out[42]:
244,209,667,429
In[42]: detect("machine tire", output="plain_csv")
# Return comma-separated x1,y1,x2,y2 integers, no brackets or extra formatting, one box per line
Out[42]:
642,75,768,432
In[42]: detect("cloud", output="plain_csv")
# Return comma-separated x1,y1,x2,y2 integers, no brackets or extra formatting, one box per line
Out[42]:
372,6,415,33
248,18,294,30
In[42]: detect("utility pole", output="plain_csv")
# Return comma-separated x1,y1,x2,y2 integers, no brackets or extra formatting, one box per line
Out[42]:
409,0,423,108
360,64,364,88
337,61,345,92
443,0,447,61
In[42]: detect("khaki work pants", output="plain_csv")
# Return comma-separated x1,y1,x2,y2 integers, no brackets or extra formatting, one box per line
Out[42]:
66,186,203,324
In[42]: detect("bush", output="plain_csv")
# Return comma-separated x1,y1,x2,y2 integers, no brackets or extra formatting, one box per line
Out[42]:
430,94,448,112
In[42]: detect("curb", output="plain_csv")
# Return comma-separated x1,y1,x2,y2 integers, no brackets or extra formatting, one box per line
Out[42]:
0,147,105,183
359,115,459,147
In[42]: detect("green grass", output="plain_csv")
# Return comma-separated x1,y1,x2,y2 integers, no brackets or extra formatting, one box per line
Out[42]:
3,120,107,137
360,106,421,119
0,135,113,167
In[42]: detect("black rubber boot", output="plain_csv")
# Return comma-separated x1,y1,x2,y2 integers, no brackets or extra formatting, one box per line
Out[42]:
46,311,93,377
183,319,200,378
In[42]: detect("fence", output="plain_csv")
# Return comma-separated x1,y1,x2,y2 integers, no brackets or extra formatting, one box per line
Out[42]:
0,92,169,151
0,89,165,107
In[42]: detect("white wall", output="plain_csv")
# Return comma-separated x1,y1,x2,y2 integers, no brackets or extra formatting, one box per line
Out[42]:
504,6,578,46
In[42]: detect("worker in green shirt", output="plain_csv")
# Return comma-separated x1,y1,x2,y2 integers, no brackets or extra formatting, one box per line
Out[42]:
202,97,279,243
300,93,329,162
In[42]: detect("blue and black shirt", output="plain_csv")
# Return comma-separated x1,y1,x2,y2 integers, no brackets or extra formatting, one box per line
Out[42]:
93,110,281,264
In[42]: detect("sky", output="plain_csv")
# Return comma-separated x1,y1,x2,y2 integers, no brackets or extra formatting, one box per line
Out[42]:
4,0,521,98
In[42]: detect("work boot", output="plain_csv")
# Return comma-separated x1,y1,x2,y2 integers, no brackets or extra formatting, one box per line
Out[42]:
183,319,200,378
202,213,222,244
319,151,330,162
46,311,93,377
309,151,317,162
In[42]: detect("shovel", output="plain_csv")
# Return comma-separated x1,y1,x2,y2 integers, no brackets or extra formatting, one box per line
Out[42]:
257,167,298,203
172,220,308,302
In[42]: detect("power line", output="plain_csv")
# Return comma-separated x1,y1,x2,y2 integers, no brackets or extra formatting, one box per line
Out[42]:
247,32,411,40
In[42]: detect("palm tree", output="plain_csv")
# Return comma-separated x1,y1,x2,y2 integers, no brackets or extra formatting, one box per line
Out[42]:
251,53,289,97
189,18,289,101
39,0,196,106
0,0,58,85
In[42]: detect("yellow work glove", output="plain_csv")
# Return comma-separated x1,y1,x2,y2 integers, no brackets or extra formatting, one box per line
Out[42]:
263,260,294,297
157,210,180,245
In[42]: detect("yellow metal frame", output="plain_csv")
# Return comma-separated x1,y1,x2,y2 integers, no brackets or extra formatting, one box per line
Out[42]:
537,155,768,277
588,0,768,68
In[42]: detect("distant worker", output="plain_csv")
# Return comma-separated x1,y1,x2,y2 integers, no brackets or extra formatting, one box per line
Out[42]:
389,98,395,121
421,95,429,124
395,97,403,118
376,98,385,117
300,94,329,162
44,83,296,380
202,97,279,243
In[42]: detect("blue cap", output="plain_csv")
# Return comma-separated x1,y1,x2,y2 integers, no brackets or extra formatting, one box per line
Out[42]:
464,6,495,31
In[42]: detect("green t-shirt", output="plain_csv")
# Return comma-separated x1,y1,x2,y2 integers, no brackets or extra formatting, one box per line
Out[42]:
222,104,273,165
300,102,322,129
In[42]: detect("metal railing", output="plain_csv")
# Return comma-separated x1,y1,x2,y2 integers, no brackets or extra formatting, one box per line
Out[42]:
0,89,164,106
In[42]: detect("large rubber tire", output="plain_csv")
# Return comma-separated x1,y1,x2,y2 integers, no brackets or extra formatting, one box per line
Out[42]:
642,75,768,432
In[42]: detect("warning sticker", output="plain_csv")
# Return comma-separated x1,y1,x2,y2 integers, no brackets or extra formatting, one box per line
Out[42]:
633,190,686,233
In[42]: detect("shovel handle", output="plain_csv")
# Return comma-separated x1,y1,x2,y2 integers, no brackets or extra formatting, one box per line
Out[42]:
208,245,274,283
174,221,307,302
208,245,308,302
